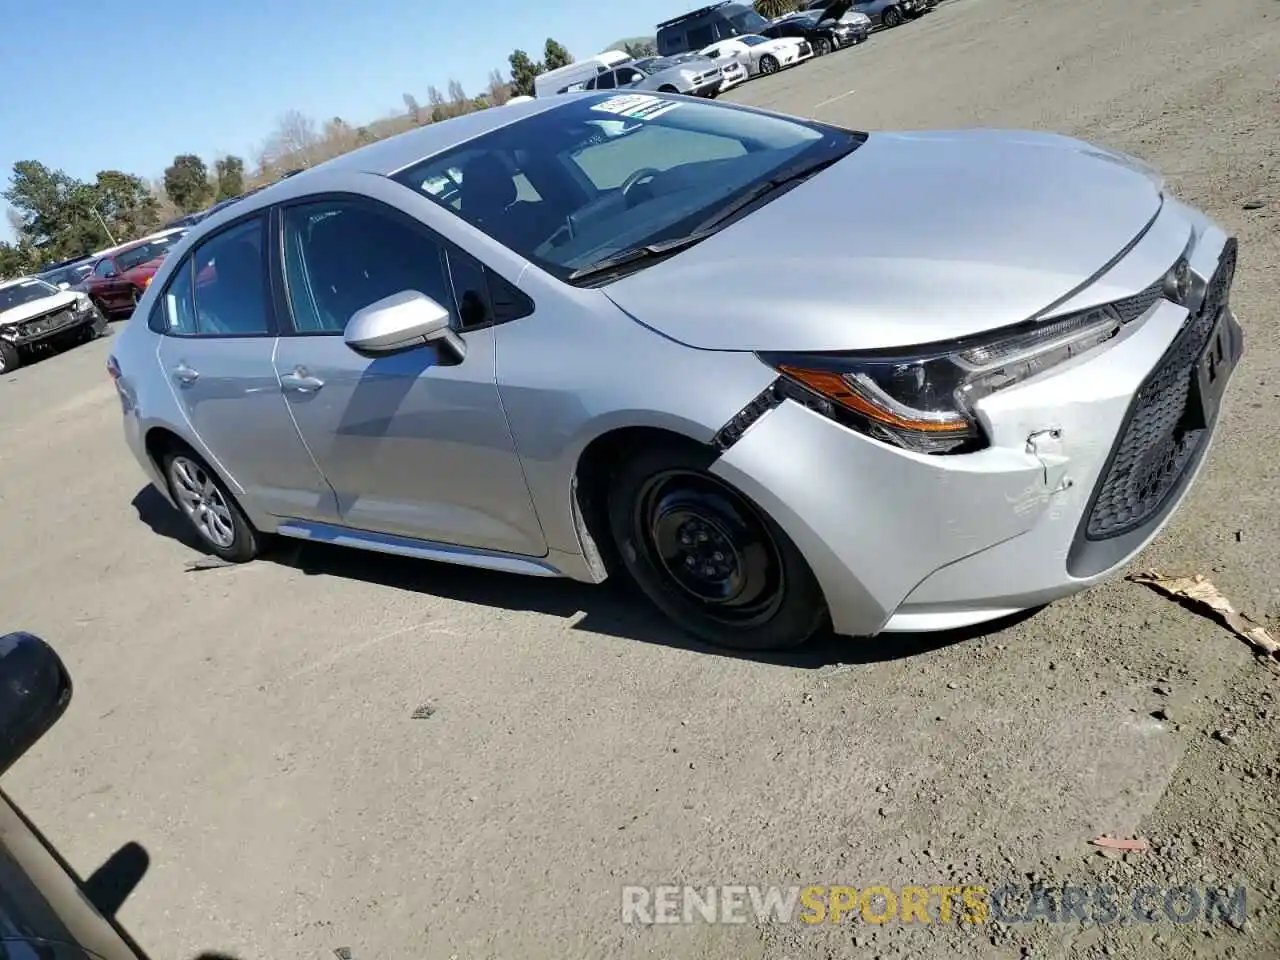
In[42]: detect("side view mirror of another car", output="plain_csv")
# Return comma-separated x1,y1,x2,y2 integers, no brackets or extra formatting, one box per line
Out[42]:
0,632,72,779
344,290,467,364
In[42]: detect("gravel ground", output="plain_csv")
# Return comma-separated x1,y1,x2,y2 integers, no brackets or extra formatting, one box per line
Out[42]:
2,0,1278,957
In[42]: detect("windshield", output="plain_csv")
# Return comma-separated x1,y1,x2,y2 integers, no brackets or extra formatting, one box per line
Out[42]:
728,8,771,32
739,35,770,46
38,262,93,287
395,93,862,284
115,237,177,271
0,279,58,312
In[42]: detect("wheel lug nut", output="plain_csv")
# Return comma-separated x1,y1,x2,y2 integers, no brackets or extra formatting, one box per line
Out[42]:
712,551,724,561
697,531,709,542
685,556,696,567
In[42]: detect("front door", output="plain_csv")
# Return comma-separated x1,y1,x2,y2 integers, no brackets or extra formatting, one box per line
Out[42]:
153,214,338,521
273,195,546,557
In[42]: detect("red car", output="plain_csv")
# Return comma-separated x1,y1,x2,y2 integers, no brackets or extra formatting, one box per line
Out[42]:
84,232,186,319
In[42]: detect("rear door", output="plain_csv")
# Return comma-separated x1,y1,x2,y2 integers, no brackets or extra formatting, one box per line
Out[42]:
153,212,338,521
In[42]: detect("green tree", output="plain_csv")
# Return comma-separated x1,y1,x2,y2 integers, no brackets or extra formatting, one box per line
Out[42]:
0,238,39,279
508,49,542,97
214,155,246,201
163,154,213,213
2,160,84,252
543,38,573,70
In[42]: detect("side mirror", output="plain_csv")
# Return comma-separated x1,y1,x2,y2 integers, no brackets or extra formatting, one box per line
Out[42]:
344,290,466,364
0,632,71,778
57,282,71,291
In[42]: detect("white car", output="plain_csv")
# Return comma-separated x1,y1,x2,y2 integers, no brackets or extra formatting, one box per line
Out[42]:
0,277,107,373
699,35,811,78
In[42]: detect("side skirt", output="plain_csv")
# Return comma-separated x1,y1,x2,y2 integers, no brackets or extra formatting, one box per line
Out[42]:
275,520,564,578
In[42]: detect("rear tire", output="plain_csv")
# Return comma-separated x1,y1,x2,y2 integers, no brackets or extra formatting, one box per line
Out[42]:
607,444,828,651
0,340,19,374
162,447,260,563
883,5,904,27
759,54,780,75
814,36,833,55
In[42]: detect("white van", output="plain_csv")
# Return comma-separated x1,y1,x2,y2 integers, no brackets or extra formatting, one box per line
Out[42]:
533,50,632,97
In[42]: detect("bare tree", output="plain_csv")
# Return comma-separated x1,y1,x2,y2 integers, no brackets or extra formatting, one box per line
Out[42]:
427,85,447,123
402,93,423,125
447,79,468,117
487,69,512,106
271,109,320,168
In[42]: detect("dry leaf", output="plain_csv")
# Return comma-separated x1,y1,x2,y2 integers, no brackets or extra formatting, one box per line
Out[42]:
1127,571,1279,660
1090,836,1149,852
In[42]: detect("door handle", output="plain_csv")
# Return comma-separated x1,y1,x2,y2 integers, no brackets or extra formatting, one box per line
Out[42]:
281,370,325,393
171,362,199,386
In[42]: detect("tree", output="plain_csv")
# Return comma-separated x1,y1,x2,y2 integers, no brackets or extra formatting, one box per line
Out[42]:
163,154,213,213
93,170,159,239
446,79,469,117
0,238,39,279
544,38,573,71
214,155,245,201
508,49,542,97
403,92,423,124
487,69,512,107
2,161,83,251
427,85,447,123
755,0,798,17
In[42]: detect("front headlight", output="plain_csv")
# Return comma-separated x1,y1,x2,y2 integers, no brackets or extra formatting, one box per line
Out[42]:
760,306,1126,454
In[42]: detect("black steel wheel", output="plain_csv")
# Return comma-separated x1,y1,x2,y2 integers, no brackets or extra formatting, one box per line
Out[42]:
607,444,828,651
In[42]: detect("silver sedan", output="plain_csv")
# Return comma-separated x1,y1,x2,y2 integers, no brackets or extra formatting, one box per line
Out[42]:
110,92,1243,651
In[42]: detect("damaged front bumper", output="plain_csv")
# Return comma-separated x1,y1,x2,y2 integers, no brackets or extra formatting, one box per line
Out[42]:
0,305,104,348
710,212,1241,638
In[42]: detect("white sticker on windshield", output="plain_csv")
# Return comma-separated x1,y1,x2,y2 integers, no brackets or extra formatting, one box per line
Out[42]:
591,94,680,121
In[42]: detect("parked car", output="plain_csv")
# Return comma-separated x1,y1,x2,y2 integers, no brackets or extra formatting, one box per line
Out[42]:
37,256,96,292
821,0,924,28
84,233,186,319
111,93,1242,652
581,56,723,97
700,34,813,76
668,51,748,92
534,51,632,97
759,12,845,56
791,0,874,38
656,1,774,56
0,276,107,372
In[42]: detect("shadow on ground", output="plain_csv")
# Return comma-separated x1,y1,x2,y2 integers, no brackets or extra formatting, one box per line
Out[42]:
133,485,1041,668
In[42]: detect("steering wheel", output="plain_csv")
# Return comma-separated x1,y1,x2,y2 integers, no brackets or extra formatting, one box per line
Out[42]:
620,167,662,202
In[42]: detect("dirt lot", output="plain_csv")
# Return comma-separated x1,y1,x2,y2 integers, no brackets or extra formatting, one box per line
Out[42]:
3,0,1278,957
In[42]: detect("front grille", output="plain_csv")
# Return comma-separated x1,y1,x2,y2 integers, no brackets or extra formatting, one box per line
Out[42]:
1084,240,1237,540
20,308,74,337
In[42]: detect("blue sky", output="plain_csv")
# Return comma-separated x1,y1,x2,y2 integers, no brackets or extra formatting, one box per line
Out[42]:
0,0,693,240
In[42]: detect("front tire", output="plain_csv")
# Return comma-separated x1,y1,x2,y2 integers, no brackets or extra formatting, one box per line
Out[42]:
758,54,780,75
0,340,19,374
163,448,260,562
814,36,833,56
882,5,904,27
607,444,828,651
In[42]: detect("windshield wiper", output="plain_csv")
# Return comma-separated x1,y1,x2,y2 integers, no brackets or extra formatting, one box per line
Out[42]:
566,232,714,283
689,149,853,235
566,146,856,284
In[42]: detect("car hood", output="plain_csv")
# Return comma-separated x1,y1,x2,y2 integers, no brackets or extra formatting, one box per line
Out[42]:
0,290,80,327
603,129,1165,352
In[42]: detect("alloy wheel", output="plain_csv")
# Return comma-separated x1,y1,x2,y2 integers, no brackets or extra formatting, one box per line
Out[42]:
169,455,236,549
633,469,786,628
